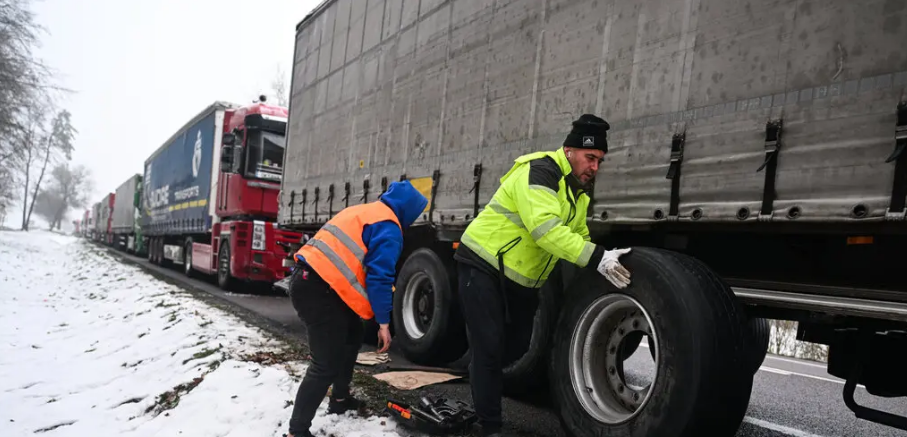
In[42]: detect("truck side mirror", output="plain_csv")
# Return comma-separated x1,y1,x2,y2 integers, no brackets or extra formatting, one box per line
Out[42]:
222,132,236,146
221,145,234,172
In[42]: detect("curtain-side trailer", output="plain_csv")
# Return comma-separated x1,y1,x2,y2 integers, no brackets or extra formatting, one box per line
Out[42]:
279,0,907,435
112,174,143,254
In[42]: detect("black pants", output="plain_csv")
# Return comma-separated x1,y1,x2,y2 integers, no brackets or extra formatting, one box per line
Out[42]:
457,261,539,434
287,264,363,435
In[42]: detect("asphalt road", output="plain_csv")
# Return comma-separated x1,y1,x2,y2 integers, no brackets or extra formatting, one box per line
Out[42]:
101,246,907,437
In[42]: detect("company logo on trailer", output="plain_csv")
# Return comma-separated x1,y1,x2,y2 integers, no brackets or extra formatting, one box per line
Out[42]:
192,131,202,178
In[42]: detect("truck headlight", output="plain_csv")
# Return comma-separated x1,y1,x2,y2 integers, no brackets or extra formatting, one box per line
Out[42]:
252,221,265,251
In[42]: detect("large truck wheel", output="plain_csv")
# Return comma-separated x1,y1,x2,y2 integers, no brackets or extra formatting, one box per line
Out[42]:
745,316,770,374
147,237,156,263
392,248,467,365
183,238,195,278
217,240,235,291
549,247,751,437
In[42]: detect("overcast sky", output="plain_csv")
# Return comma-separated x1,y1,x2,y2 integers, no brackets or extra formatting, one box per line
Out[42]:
16,0,323,228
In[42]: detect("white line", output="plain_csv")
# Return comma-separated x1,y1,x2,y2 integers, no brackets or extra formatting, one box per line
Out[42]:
757,365,861,387
765,354,827,369
759,366,791,376
744,416,827,437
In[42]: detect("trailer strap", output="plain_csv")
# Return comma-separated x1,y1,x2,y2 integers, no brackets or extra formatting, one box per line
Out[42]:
469,163,483,219
665,132,685,219
343,182,350,208
757,119,783,220
885,102,907,220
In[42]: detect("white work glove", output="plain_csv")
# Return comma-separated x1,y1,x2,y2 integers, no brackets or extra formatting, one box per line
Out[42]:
597,247,632,289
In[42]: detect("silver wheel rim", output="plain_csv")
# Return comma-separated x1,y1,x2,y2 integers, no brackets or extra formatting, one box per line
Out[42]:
568,293,659,424
402,272,434,339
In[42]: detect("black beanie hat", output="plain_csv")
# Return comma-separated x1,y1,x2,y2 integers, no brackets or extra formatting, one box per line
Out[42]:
563,114,610,152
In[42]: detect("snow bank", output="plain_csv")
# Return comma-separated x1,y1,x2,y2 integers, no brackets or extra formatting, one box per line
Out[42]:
0,230,408,437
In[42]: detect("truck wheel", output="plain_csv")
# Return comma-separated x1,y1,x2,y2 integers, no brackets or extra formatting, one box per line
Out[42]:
549,247,750,437
217,240,235,291
499,263,565,396
183,238,195,278
392,248,467,366
745,316,770,374
147,238,156,263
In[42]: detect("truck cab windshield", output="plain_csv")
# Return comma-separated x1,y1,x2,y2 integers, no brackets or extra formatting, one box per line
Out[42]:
245,130,284,182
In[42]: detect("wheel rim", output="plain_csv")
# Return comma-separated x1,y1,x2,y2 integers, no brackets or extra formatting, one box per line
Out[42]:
568,294,659,424
402,272,435,339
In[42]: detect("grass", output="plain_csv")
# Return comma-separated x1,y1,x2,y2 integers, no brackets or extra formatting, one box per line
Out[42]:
182,346,221,365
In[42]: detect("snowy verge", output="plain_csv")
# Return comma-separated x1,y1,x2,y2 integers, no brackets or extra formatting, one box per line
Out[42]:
0,230,410,437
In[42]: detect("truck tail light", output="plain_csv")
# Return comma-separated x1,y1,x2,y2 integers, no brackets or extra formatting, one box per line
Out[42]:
252,221,266,250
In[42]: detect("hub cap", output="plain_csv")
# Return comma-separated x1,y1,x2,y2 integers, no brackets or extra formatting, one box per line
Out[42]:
402,272,435,339
568,294,659,424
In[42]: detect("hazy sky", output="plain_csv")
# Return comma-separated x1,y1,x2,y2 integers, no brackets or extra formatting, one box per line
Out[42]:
20,0,322,227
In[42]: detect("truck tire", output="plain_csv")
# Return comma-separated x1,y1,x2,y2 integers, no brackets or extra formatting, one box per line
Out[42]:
549,247,750,437
392,248,467,366
217,240,235,291
500,263,565,396
183,238,195,278
147,237,156,263
745,316,770,374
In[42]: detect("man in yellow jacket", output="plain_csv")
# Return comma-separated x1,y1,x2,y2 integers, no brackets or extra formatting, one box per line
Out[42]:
454,114,632,437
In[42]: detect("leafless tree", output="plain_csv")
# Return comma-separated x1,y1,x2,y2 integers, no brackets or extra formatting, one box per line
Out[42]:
12,107,77,230
34,164,92,230
271,64,289,107
0,0,55,165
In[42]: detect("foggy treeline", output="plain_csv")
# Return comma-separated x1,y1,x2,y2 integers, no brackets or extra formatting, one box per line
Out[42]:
768,319,829,362
0,0,93,230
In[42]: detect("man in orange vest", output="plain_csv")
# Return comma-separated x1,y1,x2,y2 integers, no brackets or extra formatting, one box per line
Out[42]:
285,180,428,437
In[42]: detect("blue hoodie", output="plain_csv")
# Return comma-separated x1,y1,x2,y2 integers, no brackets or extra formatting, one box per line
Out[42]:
296,180,428,325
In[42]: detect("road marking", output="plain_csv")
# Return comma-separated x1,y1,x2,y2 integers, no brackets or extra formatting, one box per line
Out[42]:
765,354,827,369
757,365,864,387
744,416,827,437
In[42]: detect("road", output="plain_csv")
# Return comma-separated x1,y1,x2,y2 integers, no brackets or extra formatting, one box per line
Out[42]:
101,246,907,437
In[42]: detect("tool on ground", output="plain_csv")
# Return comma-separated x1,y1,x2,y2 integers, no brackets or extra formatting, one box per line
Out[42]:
385,396,477,435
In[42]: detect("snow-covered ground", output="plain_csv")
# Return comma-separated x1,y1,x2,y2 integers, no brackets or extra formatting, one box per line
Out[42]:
0,230,407,437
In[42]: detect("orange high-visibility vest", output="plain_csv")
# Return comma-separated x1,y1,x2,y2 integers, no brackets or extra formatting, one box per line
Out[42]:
295,201,402,320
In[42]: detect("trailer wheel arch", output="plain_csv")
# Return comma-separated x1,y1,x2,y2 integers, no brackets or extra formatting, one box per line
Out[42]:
549,247,752,437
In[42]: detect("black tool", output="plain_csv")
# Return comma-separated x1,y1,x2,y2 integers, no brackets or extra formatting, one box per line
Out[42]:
385,395,477,435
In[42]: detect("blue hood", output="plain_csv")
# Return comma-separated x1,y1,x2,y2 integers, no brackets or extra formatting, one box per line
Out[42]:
379,180,428,229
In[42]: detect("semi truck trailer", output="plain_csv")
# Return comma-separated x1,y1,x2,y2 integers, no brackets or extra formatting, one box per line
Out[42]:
141,100,302,289
111,174,144,254
278,0,907,435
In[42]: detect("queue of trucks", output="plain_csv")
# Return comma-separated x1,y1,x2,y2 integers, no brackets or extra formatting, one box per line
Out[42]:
75,0,907,436
77,97,302,291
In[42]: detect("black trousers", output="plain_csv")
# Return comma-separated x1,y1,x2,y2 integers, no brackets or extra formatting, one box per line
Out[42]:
287,264,364,435
457,261,539,434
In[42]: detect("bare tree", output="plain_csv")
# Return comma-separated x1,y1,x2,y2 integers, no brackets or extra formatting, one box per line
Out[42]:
34,163,91,230
23,109,76,229
271,64,289,107
0,0,54,165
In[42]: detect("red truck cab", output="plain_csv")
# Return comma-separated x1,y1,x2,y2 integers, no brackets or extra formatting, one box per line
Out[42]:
190,97,302,290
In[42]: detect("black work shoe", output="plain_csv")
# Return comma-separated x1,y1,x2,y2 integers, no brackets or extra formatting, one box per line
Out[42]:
327,396,364,415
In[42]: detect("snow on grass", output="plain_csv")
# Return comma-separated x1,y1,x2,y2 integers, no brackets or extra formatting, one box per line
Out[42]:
0,230,408,436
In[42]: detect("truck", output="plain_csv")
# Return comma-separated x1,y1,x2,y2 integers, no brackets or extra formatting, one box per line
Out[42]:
81,210,91,238
99,193,115,245
112,174,144,254
90,201,102,242
141,99,302,289
279,0,907,436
